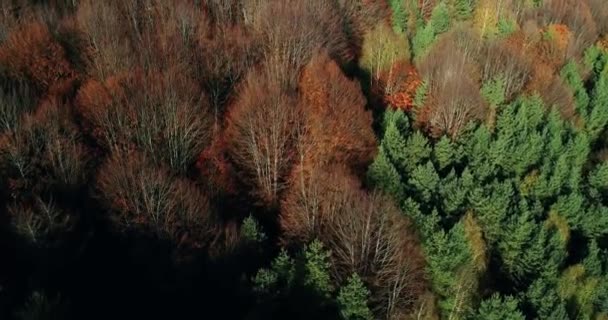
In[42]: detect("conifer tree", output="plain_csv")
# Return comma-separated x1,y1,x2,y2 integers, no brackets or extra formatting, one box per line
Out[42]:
337,274,373,320
474,294,525,320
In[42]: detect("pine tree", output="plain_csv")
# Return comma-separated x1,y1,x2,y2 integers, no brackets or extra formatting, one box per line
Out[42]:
433,135,457,170
337,274,373,320
367,146,405,200
430,2,451,34
389,0,408,34
452,0,476,20
303,240,334,299
561,60,590,117
241,215,266,244
587,69,608,141
474,294,525,320
409,161,440,203
481,75,507,107
424,222,477,317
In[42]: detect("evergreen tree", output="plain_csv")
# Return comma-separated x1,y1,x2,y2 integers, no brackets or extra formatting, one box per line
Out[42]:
474,294,525,320
337,274,373,320
389,0,408,34
561,60,590,117
303,240,334,299
430,2,451,34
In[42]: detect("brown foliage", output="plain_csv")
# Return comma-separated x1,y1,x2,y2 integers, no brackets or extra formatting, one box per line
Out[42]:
477,37,532,102
225,65,302,208
0,21,76,95
280,165,426,318
76,69,212,174
195,22,260,125
249,0,351,70
298,52,376,170
96,150,213,247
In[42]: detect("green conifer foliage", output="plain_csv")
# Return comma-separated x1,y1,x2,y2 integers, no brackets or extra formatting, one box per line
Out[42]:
304,240,334,299
474,294,525,320
389,0,408,34
369,86,608,318
337,274,373,320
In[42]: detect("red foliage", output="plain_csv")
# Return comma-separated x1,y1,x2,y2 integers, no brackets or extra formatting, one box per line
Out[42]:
196,133,238,197
0,22,77,96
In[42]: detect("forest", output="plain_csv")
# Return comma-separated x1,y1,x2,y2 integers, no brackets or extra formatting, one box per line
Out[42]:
0,0,607,319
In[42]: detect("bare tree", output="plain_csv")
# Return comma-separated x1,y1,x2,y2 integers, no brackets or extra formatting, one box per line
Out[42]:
248,0,351,71
76,69,212,174
76,0,134,79
477,38,532,102
280,164,426,319
418,31,487,138
96,150,213,246
225,64,302,207
280,164,361,245
9,196,72,247
0,98,88,193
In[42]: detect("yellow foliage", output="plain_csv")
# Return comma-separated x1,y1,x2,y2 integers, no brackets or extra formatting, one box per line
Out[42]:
520,169,539,196
546,210,571,245
360,23,411,82
557,264,601,318
557,264,585,299
473,0,499,38
464,212,488,273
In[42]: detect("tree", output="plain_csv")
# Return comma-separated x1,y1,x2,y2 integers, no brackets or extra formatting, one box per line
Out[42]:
474,294,525,320
76,70,212,174
303,239,334,299
225,65,301,207
337,273,373,320
96,150,213,246
417,30,487,137
299,52,376,170
325,190,426,319
0,22,77,97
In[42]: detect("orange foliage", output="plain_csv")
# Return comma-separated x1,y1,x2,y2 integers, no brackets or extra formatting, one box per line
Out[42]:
375,62,422,111
0,22,77,96
298,52,376,171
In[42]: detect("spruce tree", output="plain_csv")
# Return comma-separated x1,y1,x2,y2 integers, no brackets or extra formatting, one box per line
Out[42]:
474,294,525,320
337,274,373,320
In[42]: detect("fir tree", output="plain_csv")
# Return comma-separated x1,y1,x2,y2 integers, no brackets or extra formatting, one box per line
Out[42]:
474,294,525,320
337,274,373,320
303,240,334,299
